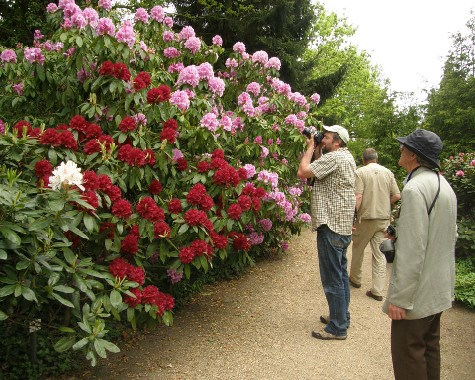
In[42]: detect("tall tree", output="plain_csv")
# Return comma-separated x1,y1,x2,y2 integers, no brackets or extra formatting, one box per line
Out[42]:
169,0,316,91
424,12,475,155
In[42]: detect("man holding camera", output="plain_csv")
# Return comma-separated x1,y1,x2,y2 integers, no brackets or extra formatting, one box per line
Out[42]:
297,125,356,340
383,130,457,379
349,148,401,301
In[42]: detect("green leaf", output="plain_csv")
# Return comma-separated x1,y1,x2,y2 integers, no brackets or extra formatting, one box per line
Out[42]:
100,339,120,353
49,199,65,212
52,293,74,308
0,227,21,245
29,218,52,231
0,310,8,321
54,336,76,352
16,260,30,270
109,289,122,308
72,337,89,351
94,339,107,358
21,286,38,302
178,224,189,235
0,249,6,260
0,284,16,297
53,285,75,293
76,35,83,47
83,213,95,234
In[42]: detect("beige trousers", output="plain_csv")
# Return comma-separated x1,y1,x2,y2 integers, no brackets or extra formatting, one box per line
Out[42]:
350,219,388,296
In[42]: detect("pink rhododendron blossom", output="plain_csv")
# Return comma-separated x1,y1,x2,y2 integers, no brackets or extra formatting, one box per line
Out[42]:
289,186,302,196
0,119,5,134
257,170,279,188
265,57,281,70
162,31,175,42
172,149,184,161
82,8,99,28
34,30,44,41
167,269,183,284
246,82,261,96
170,90,190,112
184,37,201,54
164,47,180,58
197,62,214,80
237,92,252,106
281,241,290,251
24,47,45,64
168,62,184,73
163,16,173,27
1,49,17,63
220,115,232,131
212,35,223,46
151,6,165,22
251,50,268,65
46,3,58,13
470,160,475,166
179,26,195,40
12,82,24,95
260,146,269,158
298,213,312,223
258,218,272,231
116,21,136,49
134,8,149,23
71,12,87,29
200,113,220,132
248,232,264,245
311,93,321,104
285,114,298,126
96,17,115,36
233,42,246,54
225,58,238,68
208,77,225,97
455,170,465,177
133,113,147,126
177,65,200,87
254,136,262,144
98,0,112,11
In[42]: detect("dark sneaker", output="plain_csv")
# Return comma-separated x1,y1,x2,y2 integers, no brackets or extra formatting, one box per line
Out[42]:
311,329,347,340
366,290,383,301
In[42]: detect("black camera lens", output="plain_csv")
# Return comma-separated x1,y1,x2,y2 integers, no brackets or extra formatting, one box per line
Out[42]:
302,128,323,144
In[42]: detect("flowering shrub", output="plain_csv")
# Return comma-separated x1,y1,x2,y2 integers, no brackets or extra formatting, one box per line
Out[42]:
0,1,318,367
442,153,475,258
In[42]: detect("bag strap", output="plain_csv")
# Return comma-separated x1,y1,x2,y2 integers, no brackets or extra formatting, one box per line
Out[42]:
427,172,440,215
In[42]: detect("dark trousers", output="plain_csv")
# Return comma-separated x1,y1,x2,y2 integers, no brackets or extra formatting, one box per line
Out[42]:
391,312,442,380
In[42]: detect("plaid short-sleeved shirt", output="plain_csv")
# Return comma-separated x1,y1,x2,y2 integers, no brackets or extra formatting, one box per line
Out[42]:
309,148,356,235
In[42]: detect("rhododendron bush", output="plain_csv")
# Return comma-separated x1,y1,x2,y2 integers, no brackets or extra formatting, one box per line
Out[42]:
0,1,321,366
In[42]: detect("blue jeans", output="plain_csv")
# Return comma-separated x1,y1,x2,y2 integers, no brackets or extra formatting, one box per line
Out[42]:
316,224,351,336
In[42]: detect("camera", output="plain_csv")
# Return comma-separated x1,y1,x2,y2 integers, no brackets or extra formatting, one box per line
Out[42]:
302,128,324,145
386,224,396,237
380,225,396,263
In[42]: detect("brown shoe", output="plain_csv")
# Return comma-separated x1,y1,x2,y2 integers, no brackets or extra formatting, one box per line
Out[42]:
311,329,347,340
366,290,383,301
349,279,361,288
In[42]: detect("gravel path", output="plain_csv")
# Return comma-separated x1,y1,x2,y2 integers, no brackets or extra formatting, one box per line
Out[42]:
83,228,475,380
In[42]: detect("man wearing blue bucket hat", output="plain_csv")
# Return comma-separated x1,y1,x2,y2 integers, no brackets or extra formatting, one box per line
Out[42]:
382,129,457,379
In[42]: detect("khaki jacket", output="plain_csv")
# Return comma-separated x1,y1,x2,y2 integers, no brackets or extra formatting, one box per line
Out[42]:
383,167,457,319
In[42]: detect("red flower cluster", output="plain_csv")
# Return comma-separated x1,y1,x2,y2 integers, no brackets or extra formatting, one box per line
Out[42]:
140,285,175,315
34,160,52,178
133,71,151,91
186,183,214,211
160,118,179,144
121,233,139,254
146,85,171,104
39,128,78,150
184,209,214,230
148,179,163,195
13,120,41,138
99,222,115,239
178,238,214,264
112,198,133,219
97,174,122,202
82,170,99,192
154,221,171,238
178,246,194,264
99,60,131,81
227,203,242,220
83,135,114,155
119,116,136,133
229,232,251,251
108,257,145,285
237,195,252,211
176,157,188,171
210,231,228,249
240,183,267,212
167,198,182,214
80,190,99,212
136,196,165,222
124,288,142,308
117,144,156,167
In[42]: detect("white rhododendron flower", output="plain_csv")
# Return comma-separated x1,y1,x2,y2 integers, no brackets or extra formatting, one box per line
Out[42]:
49,160,85,191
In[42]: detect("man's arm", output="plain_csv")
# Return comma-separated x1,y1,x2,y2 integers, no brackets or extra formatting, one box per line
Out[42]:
297,138,320,180
390,193,401,205
355,192,363,212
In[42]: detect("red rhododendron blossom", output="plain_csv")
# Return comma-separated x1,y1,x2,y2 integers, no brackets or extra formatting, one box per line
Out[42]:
190,239,213,257
141,285,160,304
154,221,171,238
156,293,175,315
40,129,61,146
136,197,165,222
210,157,228,170
109,257,130,278
113,62,131,81
124,288,142,308
98,174,113,192
210,231,228,249
37,175,50,189
117,144,147,167
163,118,178,130
144,148,156,165
69,115,88,132
237,167,248,180
176,157,188,171
186,183,206,205
160,127,177,143
82,170,99,191
59,130,78,150
147,85,171,104
80,190,99,211
148,179,163,195
252,197,261,211
121,233,139,254
167,198,182,213
84,123,102,139
127,265,145,285
133,71,151,91
13,120,32,136
227,204,242,220
211,149,225,159
199,195,214,211
34,160,53,178
237,195,252,211
230,232,251,251
178,246,195,264
105,185,122,202
129,225,140,237
99,60,115,76
111,199,133,219
119,116,136,133
254,187,267,198
197,161,210,173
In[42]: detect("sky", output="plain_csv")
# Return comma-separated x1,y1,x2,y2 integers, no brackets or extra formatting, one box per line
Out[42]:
321,0,474,102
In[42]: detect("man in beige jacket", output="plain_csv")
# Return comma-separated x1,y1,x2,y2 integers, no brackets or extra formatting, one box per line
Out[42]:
350,148,400,301
383,130,457,380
